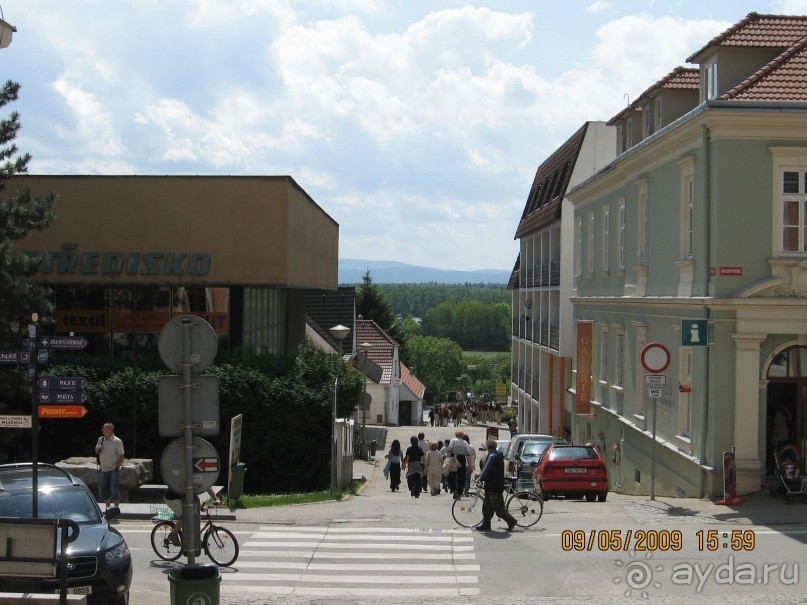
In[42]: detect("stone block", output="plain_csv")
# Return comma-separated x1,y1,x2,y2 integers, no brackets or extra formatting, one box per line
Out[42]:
55,457,153,495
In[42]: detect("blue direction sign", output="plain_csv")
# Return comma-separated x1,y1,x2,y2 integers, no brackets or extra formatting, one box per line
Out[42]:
38,377,88,391
38,336,88,350
38,390,88,404
0,351,31,364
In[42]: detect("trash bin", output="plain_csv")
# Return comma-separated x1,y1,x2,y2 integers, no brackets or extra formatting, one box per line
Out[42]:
370,440,377,456
168,563,220,605
227,462,247,500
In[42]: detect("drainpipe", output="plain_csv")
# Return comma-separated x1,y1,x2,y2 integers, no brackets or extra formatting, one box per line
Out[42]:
699,124,712,498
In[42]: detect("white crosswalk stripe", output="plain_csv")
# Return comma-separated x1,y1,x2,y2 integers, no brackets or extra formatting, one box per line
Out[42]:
222,526,480,597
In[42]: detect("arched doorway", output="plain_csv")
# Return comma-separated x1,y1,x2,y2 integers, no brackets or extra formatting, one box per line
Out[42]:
766,345,807,474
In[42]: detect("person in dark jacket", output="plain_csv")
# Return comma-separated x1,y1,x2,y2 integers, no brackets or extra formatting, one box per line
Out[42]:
475,439,517,532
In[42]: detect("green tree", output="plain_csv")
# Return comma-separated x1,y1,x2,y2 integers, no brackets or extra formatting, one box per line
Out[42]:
401,335,464,404
356,270,401,341
0,80,57,347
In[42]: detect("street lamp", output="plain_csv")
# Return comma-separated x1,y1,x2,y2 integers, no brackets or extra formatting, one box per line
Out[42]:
328,325,351,495
359,341,374,459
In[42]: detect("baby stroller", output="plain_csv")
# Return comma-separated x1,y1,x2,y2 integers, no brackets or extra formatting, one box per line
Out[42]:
769,444,807,504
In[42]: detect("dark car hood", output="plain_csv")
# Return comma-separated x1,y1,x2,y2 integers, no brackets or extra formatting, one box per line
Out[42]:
65,524,124,556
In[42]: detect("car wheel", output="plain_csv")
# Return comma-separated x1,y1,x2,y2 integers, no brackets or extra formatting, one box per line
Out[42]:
598,491,607,502
585,492,596,502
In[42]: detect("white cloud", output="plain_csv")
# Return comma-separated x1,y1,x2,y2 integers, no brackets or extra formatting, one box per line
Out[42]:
586,1,611,13
52,76,124,157
777,0,807,13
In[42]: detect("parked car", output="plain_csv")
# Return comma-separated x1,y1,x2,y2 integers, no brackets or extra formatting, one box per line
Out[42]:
515,439,565,480
532,443,609,501
0,463,132,604
505,433,556,475
478,439,511,471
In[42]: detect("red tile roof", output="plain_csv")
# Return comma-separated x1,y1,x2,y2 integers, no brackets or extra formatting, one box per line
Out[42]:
355,318,397,384
687,12,807,62
400,362,425,400
721,35,807,101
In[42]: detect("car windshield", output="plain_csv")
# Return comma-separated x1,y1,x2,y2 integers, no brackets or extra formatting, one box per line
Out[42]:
549,447,600,461
521,442,550,458
0,487,102,525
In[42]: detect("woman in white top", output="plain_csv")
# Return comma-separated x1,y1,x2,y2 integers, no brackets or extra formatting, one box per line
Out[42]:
447,430,468,500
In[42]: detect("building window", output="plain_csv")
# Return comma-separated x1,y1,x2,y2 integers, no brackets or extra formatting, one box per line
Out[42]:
642,104,652,137
655,97,663,131
615,327,625,388
705,62,719,100
679,348,693,438
587,211,595,275
782,170,807,253
636,179,649,266
679,156,696,260
599,325,608,383
616,124,624,154
602,206,610,273
626,120,633,150
575,216,583,276
618,200,626,271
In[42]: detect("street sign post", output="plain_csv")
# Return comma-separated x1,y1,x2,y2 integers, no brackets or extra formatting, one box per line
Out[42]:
37,406,88,419
0,415,32,428
640,343,671,502
38,336,88,350
38,391,88,404
157,315,219,563
37,377,88,391
0,351,30,364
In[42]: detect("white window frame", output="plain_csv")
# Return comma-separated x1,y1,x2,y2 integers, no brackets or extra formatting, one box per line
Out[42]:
615,326,625,388
642,104,651,138
636,178,649,266
655,97,663,131
679,348,693,438
599,325,609,383
678,156,696,260
705,62,719,100
770,147,807,256
618,200,626,271
575,216,583,276
602,206,610,273
587,211,595,275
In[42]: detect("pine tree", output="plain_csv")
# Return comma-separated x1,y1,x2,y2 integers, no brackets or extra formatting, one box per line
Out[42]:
0,80,56,348
356,269,399,339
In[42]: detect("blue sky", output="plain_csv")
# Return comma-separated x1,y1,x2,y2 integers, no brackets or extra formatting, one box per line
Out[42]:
2,0,806,271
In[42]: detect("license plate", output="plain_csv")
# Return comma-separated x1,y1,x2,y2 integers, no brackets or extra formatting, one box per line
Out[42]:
565,468,587,474
67,586,92,595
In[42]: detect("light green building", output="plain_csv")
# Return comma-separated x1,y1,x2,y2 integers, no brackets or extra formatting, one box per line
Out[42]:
568,12,807,498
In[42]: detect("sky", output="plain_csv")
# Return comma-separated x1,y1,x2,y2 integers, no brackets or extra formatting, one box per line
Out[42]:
2,1,807,272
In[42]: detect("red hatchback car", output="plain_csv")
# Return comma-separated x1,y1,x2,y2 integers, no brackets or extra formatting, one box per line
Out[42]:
532,444,608,502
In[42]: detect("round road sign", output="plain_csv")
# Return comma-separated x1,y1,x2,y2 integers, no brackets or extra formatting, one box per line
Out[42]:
160,437,220,494
641,342,671,374
158,315,218,374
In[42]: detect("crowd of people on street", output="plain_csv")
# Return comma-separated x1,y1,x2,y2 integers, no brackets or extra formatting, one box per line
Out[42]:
383,430,477,498
428,401,505,427
382,428,517,533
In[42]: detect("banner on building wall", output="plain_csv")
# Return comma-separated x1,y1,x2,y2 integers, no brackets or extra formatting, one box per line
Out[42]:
576,321,593,414
56,309,229,334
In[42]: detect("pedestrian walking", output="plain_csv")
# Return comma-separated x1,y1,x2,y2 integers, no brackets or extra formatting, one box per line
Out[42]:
447,430,468,500
462,434,476,496
417,432,430,492
403,436,425,498
475,439,517,532
384,439,402,492
424,442,443,496
94,422,124,509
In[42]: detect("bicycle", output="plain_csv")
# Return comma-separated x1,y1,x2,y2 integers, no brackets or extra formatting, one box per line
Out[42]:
150,504,240,567
451,476,543,529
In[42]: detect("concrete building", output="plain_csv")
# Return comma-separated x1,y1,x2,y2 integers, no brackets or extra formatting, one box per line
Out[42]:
14,175,339,358
568,12,807,498
509,122,615,439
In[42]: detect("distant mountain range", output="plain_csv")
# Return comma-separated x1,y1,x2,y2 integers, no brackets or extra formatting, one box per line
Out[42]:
339,259,510,284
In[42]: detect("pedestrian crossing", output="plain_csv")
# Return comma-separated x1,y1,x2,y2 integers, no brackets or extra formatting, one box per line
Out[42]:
223,526,479,597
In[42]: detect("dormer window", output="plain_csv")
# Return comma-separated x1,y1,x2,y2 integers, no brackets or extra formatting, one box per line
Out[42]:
655,97,663,130
705,62,718,100
642,105,651,138
616,123,624,154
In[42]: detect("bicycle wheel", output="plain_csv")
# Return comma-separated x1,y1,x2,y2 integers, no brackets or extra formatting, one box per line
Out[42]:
452,490,484,528
204,525,239,567
506,490,543,528
151,520,182,561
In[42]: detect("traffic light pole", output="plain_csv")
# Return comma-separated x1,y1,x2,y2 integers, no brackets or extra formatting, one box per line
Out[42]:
181,318,200,562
